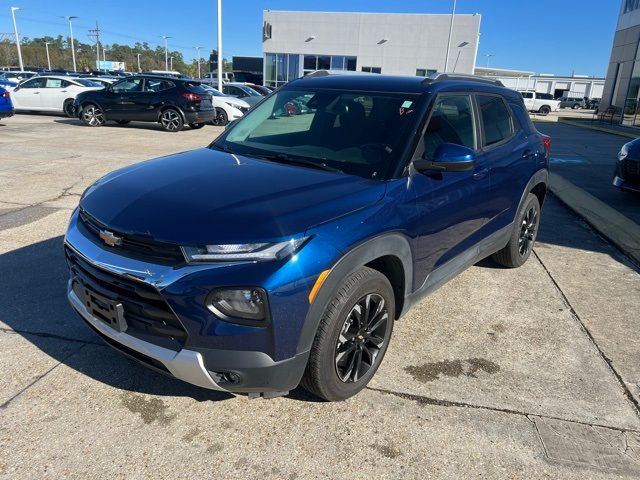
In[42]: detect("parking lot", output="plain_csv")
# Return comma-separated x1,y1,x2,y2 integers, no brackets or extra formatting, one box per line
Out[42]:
1,114,640,478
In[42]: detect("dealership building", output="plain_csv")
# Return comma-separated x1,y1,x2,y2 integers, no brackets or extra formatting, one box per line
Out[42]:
261,10,481,88
601,0,640,125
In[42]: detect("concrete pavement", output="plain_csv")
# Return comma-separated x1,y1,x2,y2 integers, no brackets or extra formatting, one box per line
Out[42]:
1,114,640,479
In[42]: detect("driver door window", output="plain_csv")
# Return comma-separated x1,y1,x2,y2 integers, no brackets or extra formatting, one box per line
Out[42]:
423,94,476,159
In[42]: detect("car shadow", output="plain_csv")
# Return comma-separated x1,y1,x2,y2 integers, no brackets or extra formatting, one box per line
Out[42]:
0,235,233,402
53,118,213,132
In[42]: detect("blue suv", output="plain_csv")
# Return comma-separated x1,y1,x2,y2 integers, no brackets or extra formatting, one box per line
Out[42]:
0,87,14,120
65,73,550,401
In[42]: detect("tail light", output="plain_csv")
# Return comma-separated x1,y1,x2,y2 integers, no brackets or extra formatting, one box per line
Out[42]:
542,135,551,155
1,91,9,99
181,92,202,102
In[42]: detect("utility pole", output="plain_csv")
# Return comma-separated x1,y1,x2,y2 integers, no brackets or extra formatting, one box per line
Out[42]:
170,56,173,71
217,0,222,91
88,21,101,71
45,41,51,70
137,53,141,72
444,0,456,72
195,46,202,78
10,7,24,71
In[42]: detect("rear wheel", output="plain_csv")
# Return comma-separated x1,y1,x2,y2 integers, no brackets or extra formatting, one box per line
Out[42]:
63,100,75,118
81,104,105,127
160,108,183,132
492,193,541,268
538,105,551,116
211,108,228,126
189,122,205,129
572,103,580,110
301,267,394,401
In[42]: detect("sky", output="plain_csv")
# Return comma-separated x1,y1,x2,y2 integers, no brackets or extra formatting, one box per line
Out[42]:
0,0,622,76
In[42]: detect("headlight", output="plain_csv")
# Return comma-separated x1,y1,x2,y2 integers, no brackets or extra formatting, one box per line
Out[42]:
181,237,309,263
619,143,629,161
207,288,269,325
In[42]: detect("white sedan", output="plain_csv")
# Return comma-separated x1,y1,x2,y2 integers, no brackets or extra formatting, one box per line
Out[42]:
200,84,250,125
10,76,103,117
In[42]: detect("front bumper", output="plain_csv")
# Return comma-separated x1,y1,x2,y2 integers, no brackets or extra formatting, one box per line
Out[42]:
63,208,332,393
613,158,640,193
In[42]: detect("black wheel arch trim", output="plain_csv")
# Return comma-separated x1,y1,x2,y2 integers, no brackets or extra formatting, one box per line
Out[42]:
296,233,413,356
515,169,548,223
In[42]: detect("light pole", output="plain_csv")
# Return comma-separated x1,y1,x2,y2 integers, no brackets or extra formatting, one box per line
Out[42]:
103,49,108,72
444,0,456,72
64,16,78,71
170,56,173,71
10,7,24,71
137,53,141,72
45,41,51,70
217,0,222,90
194,46,203,78
452,41,469,73
161,35,171,71
484,53,494,68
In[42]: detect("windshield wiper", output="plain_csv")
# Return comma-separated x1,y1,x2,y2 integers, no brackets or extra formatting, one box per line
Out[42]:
249,153,343,173
209,142,236,153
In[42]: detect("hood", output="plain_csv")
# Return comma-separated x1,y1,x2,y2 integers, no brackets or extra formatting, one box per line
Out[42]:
80,148,386,245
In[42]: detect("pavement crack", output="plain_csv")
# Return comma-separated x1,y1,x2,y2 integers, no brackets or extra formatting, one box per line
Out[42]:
0,343,86,410
0,326,102,347
367,386,640,435
532,250,640,420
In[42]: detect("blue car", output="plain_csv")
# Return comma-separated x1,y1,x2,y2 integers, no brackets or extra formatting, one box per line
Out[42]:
614,138,640,193
65,73,550,401
0,87,14,119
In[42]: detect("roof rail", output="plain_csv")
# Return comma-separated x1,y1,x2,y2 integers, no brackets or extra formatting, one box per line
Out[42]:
301,70,377,79
423,73,504,87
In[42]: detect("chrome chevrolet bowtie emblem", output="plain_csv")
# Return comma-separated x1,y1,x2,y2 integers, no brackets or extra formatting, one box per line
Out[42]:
99,229,123,247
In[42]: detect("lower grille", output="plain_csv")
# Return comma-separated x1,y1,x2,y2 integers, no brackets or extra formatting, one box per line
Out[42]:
624,159,640,184
65,245,187,351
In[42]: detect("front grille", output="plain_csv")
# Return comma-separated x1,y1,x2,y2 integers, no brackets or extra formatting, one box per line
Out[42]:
624,159,640,184
66,245,187,351
78,209,184,265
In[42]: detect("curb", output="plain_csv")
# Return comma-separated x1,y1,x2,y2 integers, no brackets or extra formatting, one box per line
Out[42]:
548,172,640,267
557,118,640,140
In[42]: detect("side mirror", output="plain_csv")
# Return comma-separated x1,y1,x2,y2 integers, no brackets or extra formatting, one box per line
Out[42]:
413,143,475,173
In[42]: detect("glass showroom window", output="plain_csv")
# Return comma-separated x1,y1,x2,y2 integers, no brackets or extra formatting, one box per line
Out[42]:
264,53,301,87
303,55,357,75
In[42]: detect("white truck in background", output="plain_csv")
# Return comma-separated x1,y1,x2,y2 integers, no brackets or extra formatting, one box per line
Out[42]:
519,91,561,116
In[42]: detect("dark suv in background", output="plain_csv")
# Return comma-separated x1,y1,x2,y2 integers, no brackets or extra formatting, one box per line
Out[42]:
65,72,549,401
73,75,216,131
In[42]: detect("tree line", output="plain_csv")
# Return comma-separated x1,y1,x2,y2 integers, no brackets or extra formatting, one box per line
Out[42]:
0,35,231,76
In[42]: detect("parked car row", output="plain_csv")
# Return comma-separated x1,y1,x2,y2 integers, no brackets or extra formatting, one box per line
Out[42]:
2,72,274,131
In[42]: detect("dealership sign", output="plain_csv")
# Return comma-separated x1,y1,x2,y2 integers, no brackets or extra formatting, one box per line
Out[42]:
96,61,126,71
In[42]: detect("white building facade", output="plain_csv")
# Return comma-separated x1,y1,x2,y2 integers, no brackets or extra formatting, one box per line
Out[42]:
262,10,481,87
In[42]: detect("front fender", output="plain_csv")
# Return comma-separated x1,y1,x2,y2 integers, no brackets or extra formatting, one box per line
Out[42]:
295,232,413,355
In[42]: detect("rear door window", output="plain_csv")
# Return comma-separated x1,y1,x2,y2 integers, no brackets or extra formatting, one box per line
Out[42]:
144,79,175,92
111,78,143,93
477,95,514,147
423,94,476,159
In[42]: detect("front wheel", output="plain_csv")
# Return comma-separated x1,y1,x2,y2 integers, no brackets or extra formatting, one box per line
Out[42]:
81,104,105,127
301,267,395,401
492,193,541,268
572,104,580,110
160,108,183,132
211,108,228,126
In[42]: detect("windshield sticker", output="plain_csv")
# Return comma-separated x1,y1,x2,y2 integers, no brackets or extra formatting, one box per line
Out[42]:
401,100,413,108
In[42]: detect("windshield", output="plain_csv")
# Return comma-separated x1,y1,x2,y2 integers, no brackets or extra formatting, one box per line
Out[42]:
213,87,422,179
240,86,262,97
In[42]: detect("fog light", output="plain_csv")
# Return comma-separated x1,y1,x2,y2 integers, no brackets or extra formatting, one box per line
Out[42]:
207,288,270,326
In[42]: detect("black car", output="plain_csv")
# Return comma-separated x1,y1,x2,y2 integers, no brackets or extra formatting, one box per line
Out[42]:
73,75,216,132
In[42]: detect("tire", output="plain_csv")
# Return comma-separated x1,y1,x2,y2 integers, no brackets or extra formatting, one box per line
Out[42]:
211,108,228,126
115,120,130,125
189,122,205,129
492,193,541,268
301,267,395,401
80,104,105,127
63,100,75,118
538,105,551,116
160,108,184,132
572,103,580,110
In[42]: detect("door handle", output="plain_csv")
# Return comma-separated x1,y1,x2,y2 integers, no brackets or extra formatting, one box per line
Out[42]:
473,168,489,179
33,92,40,94
61,90,67,93
522,149,536,158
